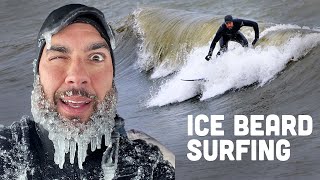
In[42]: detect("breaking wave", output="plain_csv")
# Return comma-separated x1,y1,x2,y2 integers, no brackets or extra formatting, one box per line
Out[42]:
122,8,320,106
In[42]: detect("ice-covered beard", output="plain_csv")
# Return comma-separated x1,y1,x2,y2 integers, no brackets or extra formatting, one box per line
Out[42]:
31,75,117,169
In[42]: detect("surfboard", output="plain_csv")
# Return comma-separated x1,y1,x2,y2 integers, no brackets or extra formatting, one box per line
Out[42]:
181,78,208,82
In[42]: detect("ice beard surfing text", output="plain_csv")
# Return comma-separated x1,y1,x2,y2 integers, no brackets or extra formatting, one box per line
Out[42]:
187,115,313,161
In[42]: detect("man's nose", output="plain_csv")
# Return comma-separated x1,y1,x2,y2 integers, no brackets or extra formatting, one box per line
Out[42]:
65,60,90,86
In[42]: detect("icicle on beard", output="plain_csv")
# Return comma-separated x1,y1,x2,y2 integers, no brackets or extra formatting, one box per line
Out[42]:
31,75,117,169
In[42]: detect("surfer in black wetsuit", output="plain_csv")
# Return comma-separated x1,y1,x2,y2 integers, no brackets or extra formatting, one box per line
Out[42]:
0,4,174,179
205,15,259,60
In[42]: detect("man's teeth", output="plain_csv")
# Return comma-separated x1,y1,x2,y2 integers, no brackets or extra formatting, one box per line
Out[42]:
62,99,90,104
62,99,90,108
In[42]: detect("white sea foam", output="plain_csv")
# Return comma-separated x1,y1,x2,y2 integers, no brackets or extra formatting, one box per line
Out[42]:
259,24,309,37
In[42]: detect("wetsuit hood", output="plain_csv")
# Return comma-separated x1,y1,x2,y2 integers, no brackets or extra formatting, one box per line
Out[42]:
224,15,233,23
34,4,116,76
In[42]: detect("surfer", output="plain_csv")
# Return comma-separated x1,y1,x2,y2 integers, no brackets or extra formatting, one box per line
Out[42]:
205,15,259,60
0,4,174,179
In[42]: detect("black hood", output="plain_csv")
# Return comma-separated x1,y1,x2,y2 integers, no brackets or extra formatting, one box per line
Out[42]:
35,4,116,76
224,15,233,23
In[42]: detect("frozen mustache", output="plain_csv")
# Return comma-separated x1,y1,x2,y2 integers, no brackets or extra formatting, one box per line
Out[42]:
54,89,97,103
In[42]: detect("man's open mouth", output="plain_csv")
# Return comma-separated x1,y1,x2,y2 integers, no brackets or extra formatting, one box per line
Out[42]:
58,95,94,117
61,99,91,108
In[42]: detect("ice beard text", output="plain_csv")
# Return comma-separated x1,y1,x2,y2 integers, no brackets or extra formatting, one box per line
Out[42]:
187,115,313,161
31,75,117,169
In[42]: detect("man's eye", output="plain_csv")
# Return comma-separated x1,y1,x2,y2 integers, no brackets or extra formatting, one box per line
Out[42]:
49,56,66,61
90,54,105,62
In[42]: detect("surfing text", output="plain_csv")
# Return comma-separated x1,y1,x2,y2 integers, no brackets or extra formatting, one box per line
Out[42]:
187,115,313,161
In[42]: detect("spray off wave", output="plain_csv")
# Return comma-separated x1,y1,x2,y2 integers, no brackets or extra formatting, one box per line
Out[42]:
146,24,320,107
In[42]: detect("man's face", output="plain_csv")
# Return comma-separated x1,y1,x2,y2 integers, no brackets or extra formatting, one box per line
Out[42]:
225,21,234,29
39,23,113,123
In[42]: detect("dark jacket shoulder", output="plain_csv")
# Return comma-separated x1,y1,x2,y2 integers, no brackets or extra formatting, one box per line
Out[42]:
0,116,35,179
116,137,175,179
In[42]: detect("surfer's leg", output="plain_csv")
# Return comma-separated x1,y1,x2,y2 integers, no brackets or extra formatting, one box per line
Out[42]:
234,31,248,47
217,36,229,56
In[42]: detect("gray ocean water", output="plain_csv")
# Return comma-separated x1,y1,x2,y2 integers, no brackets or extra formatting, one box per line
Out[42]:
1,0,320,179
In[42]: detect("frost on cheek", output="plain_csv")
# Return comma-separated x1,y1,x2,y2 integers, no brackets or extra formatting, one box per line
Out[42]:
32,59,37,74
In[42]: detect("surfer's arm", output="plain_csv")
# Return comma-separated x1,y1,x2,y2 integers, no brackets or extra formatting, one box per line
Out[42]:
241,19,259,45
206,26,223,59
242,19,259,39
